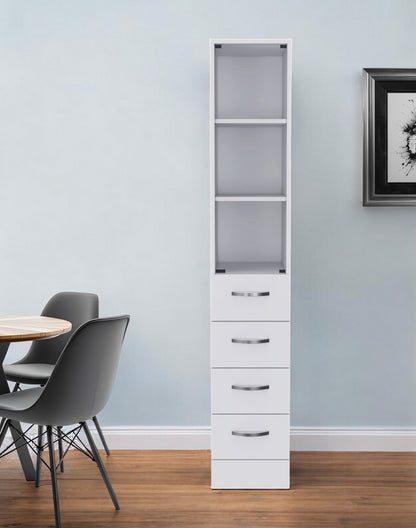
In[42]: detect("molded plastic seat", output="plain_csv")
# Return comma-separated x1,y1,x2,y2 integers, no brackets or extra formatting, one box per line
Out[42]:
0,387,43,412
4,292,99,383
0,315,130,528
4,364,54,385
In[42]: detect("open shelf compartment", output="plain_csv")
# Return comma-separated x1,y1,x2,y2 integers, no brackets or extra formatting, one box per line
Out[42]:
216,124,286,196
215,43,288,119
215,201,287,274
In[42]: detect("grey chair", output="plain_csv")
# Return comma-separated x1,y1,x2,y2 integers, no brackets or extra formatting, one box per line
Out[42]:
0,315,129,528
3,292,112,469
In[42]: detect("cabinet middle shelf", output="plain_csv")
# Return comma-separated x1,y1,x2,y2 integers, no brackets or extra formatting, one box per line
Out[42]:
216,195,287,202
215,119,287,126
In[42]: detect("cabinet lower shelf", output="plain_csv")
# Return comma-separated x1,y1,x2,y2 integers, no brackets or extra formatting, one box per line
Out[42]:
216,261,285,274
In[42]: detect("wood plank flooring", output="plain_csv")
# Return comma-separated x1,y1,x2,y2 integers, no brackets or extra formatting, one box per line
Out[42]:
1,450,416,527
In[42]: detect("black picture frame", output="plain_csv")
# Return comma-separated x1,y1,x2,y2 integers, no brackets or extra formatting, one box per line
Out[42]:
363,68,416,206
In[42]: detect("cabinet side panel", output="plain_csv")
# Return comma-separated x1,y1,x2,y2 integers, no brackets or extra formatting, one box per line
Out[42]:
209,40,216,274
284,41,292,274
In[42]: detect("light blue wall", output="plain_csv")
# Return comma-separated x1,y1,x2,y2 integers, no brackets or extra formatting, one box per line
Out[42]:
1,0,416,427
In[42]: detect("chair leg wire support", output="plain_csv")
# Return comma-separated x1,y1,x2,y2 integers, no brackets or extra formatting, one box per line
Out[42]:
0,422,96,471
0,421,119,528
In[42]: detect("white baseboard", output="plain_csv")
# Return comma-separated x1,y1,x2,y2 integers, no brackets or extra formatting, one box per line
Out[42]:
89,426,211,450
6,426,416,452
290,427,416,451
87,426,416,452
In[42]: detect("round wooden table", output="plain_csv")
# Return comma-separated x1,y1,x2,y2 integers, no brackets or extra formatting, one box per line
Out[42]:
0,314,71,481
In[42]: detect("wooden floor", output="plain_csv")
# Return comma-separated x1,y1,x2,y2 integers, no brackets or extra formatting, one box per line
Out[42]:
1,450,416,527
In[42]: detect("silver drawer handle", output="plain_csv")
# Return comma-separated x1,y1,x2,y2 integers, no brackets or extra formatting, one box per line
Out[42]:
231,291,270,297
231,338,270,344
232,384,270,391
232,430,270,437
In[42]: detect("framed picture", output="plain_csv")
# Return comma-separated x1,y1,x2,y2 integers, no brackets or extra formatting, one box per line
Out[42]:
363,68,416,206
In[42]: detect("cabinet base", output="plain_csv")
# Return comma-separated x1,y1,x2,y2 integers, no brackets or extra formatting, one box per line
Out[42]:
211,459,290,489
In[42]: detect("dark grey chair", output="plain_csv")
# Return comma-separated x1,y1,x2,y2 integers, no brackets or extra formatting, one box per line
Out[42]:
3,292,111,471
0,315,129,528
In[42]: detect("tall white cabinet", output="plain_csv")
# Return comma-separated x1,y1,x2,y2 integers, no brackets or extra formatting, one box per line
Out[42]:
210,39,292,489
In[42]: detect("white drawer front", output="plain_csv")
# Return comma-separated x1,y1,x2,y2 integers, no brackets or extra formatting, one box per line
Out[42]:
211,460,290,489
211,275,290,321
211,368,290,414
212,414,289,460
211,322,290,367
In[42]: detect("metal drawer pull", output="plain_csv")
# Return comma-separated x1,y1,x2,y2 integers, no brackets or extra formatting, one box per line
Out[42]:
231,291,270,297
232,384,270,391
231,338,270,344
232,430,270,437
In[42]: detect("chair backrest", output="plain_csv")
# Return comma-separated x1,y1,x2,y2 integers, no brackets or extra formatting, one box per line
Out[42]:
16,292,99,365
32,316,129,426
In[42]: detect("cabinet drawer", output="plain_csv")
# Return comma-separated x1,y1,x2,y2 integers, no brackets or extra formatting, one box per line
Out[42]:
211,368,290,414
211,322,290,367
211,459,290,489
212,414,289,460
211,274,290,321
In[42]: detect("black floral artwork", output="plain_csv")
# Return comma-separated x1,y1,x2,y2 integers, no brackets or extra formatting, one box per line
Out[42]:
402,99,416,177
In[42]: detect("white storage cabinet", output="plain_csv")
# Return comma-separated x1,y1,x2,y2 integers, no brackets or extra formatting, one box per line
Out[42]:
210,39,292,489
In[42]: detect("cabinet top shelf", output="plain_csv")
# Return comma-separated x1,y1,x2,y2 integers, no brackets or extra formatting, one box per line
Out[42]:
215,119,287,126
213,42,289,57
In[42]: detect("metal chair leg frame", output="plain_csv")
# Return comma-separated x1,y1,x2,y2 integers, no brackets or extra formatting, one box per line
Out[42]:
0,418,5,440
57,427,64,472
35,425,44,488
47,426,61,528
92,416,110,456
0,419,10,450
82,421,120,510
